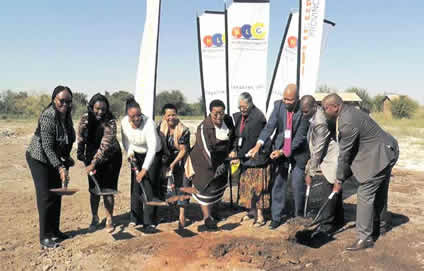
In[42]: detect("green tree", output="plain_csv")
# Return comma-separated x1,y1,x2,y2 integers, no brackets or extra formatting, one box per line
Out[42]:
188,97,205,116
155,90,190,116
317,84,337,93
0,90,18,114
106,90,132,117
71,92,88,117
391,96,419,119
372,94,385,112
346,87,373,113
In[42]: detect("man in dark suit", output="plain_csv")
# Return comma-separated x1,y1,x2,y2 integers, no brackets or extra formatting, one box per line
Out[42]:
248,84,310,229
322,93,399,251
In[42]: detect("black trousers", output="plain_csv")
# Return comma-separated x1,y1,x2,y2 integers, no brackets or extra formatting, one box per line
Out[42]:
318,176,344,232
130,152,161,225
26,152,62,241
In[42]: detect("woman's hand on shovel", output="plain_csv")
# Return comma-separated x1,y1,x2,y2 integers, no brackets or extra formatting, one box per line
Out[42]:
86,164,96,175
136,168,147,183
59,166,69,187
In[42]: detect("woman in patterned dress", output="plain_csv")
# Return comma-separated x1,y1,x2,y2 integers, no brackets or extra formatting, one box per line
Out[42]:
77,93,122,233
157,103,192,228
232,92,270,226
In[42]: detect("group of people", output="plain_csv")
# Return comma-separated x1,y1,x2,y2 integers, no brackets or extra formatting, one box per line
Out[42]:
26,86,193,249
26,84,399,252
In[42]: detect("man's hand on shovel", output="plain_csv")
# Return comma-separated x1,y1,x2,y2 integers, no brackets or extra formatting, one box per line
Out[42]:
333,180,343,193
305,175,312,186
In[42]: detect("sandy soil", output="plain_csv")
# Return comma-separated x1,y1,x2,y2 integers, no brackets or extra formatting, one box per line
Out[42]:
0,120,423,271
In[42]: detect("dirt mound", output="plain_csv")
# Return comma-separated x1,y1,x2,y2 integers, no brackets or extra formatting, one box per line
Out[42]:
210,236,306,269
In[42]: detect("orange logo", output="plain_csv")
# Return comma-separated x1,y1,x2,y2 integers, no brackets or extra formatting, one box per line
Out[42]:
287,36,297,48
203,35,213,47
232,27,242,38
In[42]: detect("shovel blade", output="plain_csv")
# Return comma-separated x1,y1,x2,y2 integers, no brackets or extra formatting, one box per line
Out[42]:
178,187,197,194
50,188,79,196
166,195,191,203
146,201,169,206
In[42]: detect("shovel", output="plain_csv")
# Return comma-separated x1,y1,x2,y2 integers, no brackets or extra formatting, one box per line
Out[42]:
304,185,311,217
50,178,79,196
307,191,338,228
129,159,169,207
88,171,119,196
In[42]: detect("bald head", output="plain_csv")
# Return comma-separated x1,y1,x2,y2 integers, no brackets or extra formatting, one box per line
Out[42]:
300,95,316,109
283,84,298,98
322,93,343,120
322,93,343,106
283,84,298,112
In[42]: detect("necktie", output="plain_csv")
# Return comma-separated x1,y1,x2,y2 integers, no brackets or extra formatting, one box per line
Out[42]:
239,115,246,134
282,111,293,157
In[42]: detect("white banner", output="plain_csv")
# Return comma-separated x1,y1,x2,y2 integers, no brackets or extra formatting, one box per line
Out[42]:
298,0,326,96
197,12,227,116
135,0,161,119
226,0,270,116
266,11,299,118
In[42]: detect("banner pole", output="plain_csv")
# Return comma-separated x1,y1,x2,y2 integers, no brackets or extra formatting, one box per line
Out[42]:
296,0,302,99
196,14,207,118
266,13,293,111
224,2,230,115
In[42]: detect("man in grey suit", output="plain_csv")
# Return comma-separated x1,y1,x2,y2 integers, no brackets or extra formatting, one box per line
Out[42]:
322,93,399,251
300,95,344,237
248,84,309,230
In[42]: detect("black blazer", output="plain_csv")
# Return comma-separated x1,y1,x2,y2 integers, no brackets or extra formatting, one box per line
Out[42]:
258,100,309,169
232,105,267,158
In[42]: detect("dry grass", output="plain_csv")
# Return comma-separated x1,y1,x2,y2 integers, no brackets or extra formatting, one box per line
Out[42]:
372,107,424,139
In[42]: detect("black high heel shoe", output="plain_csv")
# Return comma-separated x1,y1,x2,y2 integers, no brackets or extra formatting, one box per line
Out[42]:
40,238,59,249
52,231,70,242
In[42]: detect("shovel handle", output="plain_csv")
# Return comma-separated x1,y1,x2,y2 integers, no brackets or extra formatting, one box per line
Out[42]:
308,191,338,227
88,172,102,194
303,185,311,217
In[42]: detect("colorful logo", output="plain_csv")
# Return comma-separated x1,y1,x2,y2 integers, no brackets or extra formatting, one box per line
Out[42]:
287,36,297,49
203,33,225,48
232,22,266,40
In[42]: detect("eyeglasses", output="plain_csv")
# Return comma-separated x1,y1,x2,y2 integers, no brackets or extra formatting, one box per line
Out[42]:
211,111,225,117
56,98,72,105
238,106,248,111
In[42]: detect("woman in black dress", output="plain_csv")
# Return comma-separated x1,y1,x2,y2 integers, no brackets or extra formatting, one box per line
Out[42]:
77,93,122,233
26,85,76,249
189,100,235,229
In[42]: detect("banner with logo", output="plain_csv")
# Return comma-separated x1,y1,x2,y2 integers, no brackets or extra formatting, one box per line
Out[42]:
226,0,270,116
266,11,299,117
197,11,226,117
297,0,327,96
134,0,161,119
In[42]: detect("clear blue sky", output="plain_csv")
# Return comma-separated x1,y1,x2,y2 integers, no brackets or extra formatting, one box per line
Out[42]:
1,1,423,104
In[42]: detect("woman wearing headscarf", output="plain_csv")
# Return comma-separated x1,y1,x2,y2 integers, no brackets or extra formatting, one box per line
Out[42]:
232,92,270,226
26,85,76,249
76,93,122,233
121,97,162,233
189,99,235,230
157,103,192,228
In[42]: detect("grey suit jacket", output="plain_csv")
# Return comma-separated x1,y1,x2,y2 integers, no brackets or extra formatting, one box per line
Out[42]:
306,107,339,184
336,105,399,183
